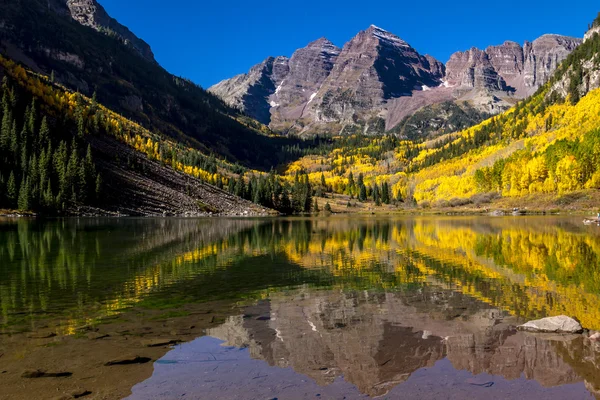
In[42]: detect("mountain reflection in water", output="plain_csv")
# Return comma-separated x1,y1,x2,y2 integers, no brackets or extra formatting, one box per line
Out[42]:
130,287,598,399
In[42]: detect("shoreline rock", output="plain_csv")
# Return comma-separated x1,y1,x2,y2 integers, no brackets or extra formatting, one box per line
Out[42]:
517,315,583,334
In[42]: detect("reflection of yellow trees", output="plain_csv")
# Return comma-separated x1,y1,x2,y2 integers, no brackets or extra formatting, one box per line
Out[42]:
5,218,600,333
403,220,600,329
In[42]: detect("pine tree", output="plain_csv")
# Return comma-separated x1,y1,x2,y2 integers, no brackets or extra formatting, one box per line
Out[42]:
0,104,11,151
38,116,50,148
359,183,367,202
43,179,54,209
234,174,245,198
66,144,80,203
54,141,68,197
381,182,390,204
95,174,102,200
27,99,36,136
303,175,312,212
373,184,381,206
6,171,16,207
313,198,319,213
9,120,18,158
17,176,30,211
324,202,332,213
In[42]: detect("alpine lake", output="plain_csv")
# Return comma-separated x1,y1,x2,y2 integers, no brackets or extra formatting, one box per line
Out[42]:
1,215,600,399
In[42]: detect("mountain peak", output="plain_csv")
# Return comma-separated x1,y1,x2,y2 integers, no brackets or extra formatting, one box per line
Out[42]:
368,24,386,31
307,38,341,56
61,0,155,61
364,25,408,47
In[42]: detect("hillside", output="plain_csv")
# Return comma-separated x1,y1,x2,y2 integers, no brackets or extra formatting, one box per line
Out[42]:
278,17,600,212
0,55,271,216
0,0,299,169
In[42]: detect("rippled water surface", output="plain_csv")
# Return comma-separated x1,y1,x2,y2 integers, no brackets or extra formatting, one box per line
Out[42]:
2,216,600,399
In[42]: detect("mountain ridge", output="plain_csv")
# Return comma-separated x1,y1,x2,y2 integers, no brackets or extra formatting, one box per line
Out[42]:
210,26,581,137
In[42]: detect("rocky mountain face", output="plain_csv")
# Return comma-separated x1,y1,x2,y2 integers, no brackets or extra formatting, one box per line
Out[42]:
210,38,341,127
548,24,600,103
305,26,445,134
49,0,155,61
269,38,341,131
446,35,581,97
209,56,290,124
211,27,581,136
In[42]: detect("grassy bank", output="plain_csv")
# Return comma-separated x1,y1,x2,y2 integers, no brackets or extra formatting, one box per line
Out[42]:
313,189,600,216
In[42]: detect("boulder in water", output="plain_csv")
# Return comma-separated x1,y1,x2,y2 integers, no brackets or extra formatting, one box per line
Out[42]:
518,315,583,334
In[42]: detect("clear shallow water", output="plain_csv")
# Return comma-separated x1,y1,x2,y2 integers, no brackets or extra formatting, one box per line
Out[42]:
2,216,600,398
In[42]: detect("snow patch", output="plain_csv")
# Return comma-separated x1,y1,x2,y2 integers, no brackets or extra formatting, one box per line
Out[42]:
307,92,317,104
270,101,280,108
275,80,285,95
370,25,408,47
439,80,453,88
422,85,431,91
275,328,284,342
308,320,318,332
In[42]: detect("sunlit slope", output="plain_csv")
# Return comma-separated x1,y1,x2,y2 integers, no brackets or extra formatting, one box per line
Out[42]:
281,29,600,207
403,30,600,203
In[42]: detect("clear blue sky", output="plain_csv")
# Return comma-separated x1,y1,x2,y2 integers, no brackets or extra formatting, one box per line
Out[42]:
100,0,598,88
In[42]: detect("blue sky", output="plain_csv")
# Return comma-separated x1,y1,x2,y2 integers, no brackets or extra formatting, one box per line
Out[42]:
100,0,598,88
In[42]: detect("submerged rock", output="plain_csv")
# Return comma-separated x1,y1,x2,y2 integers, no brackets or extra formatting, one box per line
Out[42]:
26,332,57,339
141,338,180,347
22,369,72,378
518,316,583,333
104,356,151,366
86,332,109,340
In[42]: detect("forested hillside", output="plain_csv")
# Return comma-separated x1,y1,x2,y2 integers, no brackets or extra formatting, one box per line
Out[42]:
0,55,270,215
0,0,302,169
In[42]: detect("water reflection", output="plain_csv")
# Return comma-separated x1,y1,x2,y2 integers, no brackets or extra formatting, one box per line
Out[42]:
2,216,600,332
130,286,599,399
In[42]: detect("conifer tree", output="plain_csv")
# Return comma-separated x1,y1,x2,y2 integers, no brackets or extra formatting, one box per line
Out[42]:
373,184,381,206
6,171,16,207
17,176,30,211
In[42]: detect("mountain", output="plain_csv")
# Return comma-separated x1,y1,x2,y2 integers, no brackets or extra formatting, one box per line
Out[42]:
402,24,600,205
445,34,581,100
0,55,272,216
209,55,290,125
211,27,581,137
210,38,342,128
275,14,600,212
0,0,297,169
50,0,155,61
304,26,445,135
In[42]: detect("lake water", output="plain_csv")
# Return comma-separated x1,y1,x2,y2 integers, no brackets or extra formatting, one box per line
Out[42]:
1,216,600,399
